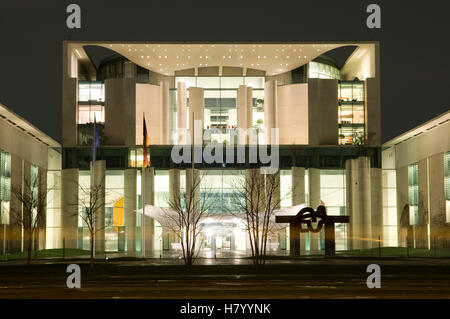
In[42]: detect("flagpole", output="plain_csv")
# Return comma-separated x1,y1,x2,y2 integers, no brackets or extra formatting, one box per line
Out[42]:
142,112,146,258
92,114,96,259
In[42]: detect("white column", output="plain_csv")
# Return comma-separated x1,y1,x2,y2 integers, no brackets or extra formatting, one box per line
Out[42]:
264,80,277,144
169,168,180,209
61,168,79,249
91,160,106,253
237,85,252,144
189,87,204,146
141,167,155,256
292,167,306,254
186,168,200,210
177,82,187,144
308,167,321,254
124,169,137,253
160,80,170,144
345,157,372,250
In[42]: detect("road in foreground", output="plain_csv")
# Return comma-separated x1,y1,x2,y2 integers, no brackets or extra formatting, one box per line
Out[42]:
0,258,449,298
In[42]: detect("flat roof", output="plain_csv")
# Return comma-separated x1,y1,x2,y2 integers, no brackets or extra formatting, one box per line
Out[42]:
68,42,376,77
0,102,60,147
383,110,450,147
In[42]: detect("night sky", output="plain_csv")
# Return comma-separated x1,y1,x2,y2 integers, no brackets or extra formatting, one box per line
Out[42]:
0,0,448,144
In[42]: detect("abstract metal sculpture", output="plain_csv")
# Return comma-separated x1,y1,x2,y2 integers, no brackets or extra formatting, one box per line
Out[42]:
275,206,350,256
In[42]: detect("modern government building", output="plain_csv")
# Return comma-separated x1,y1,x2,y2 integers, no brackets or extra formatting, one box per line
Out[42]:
0,41,449,256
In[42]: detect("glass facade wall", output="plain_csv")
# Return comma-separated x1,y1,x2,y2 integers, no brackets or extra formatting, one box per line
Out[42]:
320,169,347,250
105,170,125,252
176,76,265,145
78,81,105,124
338,81,365,145
382,169,398,246
46,168,61,249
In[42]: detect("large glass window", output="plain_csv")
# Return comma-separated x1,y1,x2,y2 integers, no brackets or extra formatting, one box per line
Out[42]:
280,170,292,208
320,169,347,250
408,163,419,225
309,61,340,80
176,76,265,145
445,152,450,222
382,169,398,246
105,170,125,252
78,82,105,124
338,81,365,145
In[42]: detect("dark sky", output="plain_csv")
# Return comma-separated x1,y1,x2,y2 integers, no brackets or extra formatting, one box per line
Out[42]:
0,0,449,144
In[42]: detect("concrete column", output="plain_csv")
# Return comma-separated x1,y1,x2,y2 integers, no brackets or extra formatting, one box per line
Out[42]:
417,159,430,248
237,85,253,144
345,157,372,250
61,168,79,249
62,43,78,147
91,160,106,253
22,161,31,253
9,154,23,253
264,80,277,144
141,167,155,255
37,167,47,250
189,87,204,146
124,169,137,253
160,80,170,144
365,78,382,145
428,153,448,249
292,167,306,254
186,168,200,210
266,170,281,210
396,165,409,247
177,82,187,144
246,87,253,130
169,169,180,209
308,168,321,253
371,167,383,247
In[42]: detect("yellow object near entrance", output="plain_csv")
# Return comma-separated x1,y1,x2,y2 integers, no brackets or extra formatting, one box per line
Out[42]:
113,197,124,231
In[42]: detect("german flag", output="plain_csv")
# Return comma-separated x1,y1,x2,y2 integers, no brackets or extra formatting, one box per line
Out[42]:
143,116,150,169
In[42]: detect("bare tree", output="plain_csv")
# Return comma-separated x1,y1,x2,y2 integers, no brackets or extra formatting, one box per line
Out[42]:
10,172,48,265
76,183,106,268
162,170,213,266
228,168,282,266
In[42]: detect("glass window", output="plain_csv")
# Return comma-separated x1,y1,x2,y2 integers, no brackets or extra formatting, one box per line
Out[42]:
78,82,105,124
338,81,365,145
408,163,419,225
175,77,196,88
221,77,244,89
308,62,340,80
382,169,398,246
0,151,11,225
197,77,220,89
244,77,265,89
